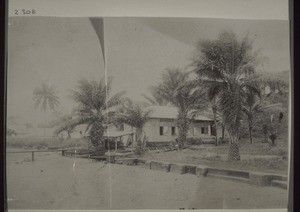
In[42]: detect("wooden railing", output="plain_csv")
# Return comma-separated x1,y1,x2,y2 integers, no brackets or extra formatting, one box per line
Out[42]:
6,149,67,161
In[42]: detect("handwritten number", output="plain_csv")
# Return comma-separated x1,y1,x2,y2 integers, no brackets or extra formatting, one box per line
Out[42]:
14,9,36,15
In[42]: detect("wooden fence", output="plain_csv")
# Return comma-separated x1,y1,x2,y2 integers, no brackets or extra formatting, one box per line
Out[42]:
7,149,67,161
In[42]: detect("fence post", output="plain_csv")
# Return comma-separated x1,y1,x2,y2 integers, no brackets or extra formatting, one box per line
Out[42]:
31,151,35,162
62,150,65,156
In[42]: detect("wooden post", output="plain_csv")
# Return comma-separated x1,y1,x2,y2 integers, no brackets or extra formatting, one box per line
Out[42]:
115,140,117,152
31,151,35,162
62,150,65,156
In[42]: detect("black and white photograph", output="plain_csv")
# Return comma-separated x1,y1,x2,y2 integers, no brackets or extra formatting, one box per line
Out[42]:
6,11,291,211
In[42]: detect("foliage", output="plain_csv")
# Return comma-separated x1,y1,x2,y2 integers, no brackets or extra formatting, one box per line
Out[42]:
186,137,202,145
252,105,287,145
7,128,17,137
238,72,289,143
68,78,125,148
114,99,152,153
142,88,169,106
33,83,60,138
52,114,76,139
33,83,60,113
256,71,289,95
192,30,265,160
241,88,262,143
152,68,207,146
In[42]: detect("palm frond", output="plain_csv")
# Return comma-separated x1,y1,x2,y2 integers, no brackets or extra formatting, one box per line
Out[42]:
141,94,157,106
106,91,126,109
114,100,152,129
33,83,60,112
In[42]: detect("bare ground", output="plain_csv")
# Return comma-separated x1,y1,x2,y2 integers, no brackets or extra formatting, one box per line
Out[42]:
7,151,288,210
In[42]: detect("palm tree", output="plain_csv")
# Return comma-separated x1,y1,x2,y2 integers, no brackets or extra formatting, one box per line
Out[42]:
192,30,264,160
114,99,152,153
206,84,222,145
242,89,262,144
142,88,169,106
153,68,207,147
33,83,60,137
69,78,125,148
53,114,75,139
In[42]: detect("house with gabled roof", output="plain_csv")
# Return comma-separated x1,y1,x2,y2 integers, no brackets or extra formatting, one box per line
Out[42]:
57,106,215,147
142,106,214,143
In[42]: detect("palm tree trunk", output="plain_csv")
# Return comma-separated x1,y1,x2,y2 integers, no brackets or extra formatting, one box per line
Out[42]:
262,125,268,143
43,110,46,140
221,124,225,140
177,111,189,147
264,133,268,143
228,132,240,161
212,107,218,146
90,121,104,148
248,117,253,144
67,131,71,140
135,128,143,148
135,128,143,155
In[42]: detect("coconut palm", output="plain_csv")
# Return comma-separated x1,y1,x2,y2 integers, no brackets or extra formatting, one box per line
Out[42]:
206,84,222,145
114,99,152,153
142,88,169,106
248,72,289,142
242,89,262,144
33,83,60,137
69,78,125,148
153,68,207,147
192,30,264,160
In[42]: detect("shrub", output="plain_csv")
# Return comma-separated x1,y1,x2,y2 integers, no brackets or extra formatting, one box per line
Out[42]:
186,137,202,145
7,128,17,137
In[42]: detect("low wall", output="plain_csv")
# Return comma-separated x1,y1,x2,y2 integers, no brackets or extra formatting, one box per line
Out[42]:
106,157,288,190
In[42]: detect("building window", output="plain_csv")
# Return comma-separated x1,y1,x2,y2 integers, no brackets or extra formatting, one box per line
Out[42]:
160,126,164,135
201,127,205,134
172,127,176,135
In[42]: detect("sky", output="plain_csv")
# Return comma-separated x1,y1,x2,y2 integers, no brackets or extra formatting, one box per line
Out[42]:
7,17,290,126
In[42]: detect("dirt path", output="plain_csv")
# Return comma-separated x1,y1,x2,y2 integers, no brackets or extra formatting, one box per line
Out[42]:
6,152,288,210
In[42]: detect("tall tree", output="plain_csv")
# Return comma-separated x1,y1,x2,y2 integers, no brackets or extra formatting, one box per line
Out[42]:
142,88,169,106
192,30,264,160
206,83,221,145
33,83,60,137
242,89,262,144
69,78,125,148
153,68,207,147
114,99,152,153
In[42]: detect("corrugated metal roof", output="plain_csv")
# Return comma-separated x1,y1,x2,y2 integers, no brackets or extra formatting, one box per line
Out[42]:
146,106,213,121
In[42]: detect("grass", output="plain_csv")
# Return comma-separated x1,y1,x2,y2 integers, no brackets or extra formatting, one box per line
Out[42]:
207,136,289,157
6,136,89,150
7,134,289,175
139,135,289,175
